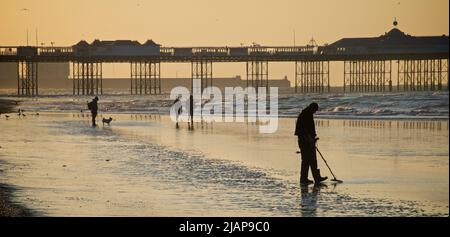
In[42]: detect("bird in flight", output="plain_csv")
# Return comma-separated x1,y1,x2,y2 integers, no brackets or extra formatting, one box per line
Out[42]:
20,8,29,11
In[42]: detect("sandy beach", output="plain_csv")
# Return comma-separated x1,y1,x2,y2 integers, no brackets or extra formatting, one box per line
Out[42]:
0,99,31,217
0,108,447,217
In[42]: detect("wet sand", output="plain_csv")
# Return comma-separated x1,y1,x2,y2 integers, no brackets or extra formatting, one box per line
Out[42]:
0,184,33,217
0,99,31,217
0,99,19,114
0,112,448,216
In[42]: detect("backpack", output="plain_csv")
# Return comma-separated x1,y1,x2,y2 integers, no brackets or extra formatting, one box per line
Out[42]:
87,101,93,110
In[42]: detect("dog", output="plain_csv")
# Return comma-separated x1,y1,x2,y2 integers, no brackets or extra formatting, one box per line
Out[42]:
102,117,113,125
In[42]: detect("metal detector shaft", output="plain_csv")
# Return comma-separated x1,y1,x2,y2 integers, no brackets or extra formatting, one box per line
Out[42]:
316,147,339,181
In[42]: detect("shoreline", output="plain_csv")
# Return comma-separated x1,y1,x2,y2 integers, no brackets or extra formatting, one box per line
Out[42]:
0,99,32,217
1,90,448,121
4,109,449,122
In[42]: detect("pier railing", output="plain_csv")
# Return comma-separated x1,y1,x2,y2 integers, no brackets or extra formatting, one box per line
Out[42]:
1,45,448,97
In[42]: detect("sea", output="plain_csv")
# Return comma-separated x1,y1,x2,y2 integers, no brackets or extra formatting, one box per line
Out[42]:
0,89,448,119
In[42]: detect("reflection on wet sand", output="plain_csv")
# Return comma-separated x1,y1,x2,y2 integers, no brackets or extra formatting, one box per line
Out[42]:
341,119,448,131
67,112,450,133
300,185,320,217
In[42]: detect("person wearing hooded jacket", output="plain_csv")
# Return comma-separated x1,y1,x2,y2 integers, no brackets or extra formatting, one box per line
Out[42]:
88,96,99,127
295,102,328,185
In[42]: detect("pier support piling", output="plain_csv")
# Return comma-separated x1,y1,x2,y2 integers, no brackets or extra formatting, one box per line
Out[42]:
130,61,161,95
295,61,330,93
17,60,38,97
246,60,268,93
191,60,213,93
398,59,448,92
344,60,392,93
72,61,103,96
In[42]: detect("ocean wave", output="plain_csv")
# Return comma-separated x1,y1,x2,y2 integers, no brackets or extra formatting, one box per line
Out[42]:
1,90,448,119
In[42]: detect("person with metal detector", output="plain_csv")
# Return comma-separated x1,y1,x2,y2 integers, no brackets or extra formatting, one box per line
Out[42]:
295,102,328,185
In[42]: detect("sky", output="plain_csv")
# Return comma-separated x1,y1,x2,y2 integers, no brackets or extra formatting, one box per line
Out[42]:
0,0,448,84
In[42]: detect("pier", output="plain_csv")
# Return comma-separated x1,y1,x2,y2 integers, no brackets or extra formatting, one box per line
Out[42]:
0,26,448,97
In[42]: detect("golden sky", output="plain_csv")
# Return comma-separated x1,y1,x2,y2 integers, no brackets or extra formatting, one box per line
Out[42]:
0,0,448,84
1,0,448,47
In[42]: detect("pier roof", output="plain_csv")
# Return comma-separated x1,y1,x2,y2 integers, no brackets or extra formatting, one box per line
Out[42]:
329,28,449,49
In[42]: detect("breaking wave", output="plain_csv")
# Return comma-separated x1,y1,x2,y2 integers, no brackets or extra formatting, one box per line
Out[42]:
1,89,448,119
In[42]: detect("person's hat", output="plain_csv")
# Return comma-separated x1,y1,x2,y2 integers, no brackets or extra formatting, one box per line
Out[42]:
309,102,319,111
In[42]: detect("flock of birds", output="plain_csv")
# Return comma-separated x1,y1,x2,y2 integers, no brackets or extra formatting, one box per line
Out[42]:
0,109,39,120
1,110,116,127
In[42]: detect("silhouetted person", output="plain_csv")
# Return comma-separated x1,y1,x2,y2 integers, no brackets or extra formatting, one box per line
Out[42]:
88,96,99,127
189,94,194,129
295,102,327,185
173,96,182,129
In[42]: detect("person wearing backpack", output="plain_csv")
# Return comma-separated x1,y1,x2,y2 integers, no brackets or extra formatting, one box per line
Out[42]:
88,96,99,127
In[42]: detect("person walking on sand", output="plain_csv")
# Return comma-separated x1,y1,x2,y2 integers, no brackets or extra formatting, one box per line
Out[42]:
88,96,99,127
188,94,194,129
173,96,182,129
295,102,328,185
